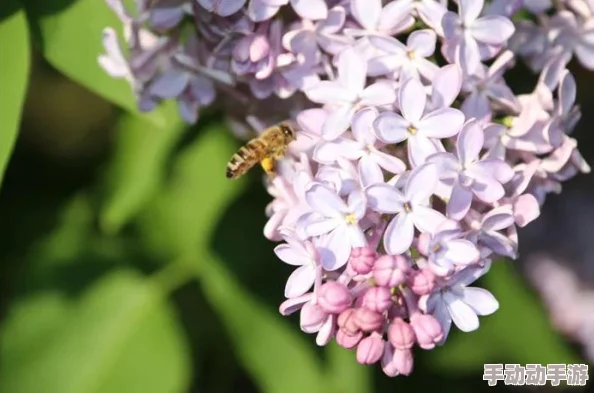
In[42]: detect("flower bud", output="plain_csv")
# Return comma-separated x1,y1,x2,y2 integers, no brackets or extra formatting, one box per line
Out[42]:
356,333,385,365
337,308,359,335
362,286,393,313
300,302,327,333
408,268,436,295
416,233,431,256
387,317,416,350
373,255,408,287
409,313,444,349
349,247,377,274
336,329,363,349
393,348,414,376
317,281,352,314
354,307,384,332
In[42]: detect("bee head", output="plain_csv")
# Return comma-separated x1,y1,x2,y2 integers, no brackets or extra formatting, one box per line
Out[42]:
279,123,296,142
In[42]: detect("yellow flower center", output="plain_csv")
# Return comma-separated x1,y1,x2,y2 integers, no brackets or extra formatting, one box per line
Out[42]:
408,126,418,135
407,50,416,60
345,214,358,225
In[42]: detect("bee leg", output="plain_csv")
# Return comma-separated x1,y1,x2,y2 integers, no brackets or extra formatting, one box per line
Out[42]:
260,157,276,177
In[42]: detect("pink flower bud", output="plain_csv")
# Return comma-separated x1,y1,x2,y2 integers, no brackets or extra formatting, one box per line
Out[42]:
317,281,352,314
382,344,414,377
356,333,385,365
362,286,393,313
393,348,414,376
337,308,359,335
416,233,431,256
408,268,436,295
387,317,416,350
373,255,408,287
300,302,327,333
349,247,377,274
409,313,444,349
336,329,363,349
354,307,384,332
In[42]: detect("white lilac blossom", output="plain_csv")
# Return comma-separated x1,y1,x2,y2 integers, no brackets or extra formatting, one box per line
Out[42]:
100,0,591,378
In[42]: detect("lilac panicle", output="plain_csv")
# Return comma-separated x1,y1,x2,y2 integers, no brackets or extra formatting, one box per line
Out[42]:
101,0,591,378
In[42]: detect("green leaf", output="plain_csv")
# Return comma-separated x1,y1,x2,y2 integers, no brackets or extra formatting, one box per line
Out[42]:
199,253,326,393
0,3,29,187
100,114,185,234
24,0,172,126
429,261,582,373
0,269,192,393
325,341,372,393
137,124,246,259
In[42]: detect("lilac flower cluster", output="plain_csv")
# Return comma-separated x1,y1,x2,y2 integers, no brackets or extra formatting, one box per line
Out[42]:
100,0,591,377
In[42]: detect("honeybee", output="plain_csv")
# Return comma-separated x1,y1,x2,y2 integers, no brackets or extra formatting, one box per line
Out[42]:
226,121,297,180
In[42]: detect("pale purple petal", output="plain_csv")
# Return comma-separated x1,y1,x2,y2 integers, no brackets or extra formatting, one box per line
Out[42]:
368,35,407,54
431,300,452,342
471,176,505,203
400,77,427,123
306,183,348,217
408,29,436,57
338,49,366,93
378,0,414,32
469,159,514,184
431,64,462,108
482,208,514,231
559,70,576,115
275,243,310,266
149,70,189,98
479,231,516,258
314,139,362,163
447,183,473,220
359,156,384,187
303,215,341,236
290,0,328,20
459,0,483,25
305,81,355,104
322,104,357,140
418,108,465,138
462,287,499,315
443,291,480,332
366,184,405,213
285,265,316,297
247,0,280,21
406,163,438,203
444,239,479,265
347,189,368,218
317,6,346,34
458,35,481,75
350,0,381,30
428,152,460,179
457,119,484,167
321,225,351,269
359,83,397,106
370,149,406,174
452,265,488,287
461,92,491,124
373,112,409,144
408,135,442,168
199,0,247,16
384,213,415,254
471,16,515,45
412,205,447,234
351,107,378,144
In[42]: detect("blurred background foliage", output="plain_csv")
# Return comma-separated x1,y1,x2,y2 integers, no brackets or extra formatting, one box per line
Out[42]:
0,1,592,392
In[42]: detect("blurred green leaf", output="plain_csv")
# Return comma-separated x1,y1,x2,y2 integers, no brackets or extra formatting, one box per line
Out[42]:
100,114,185,234
0,3,29,187
0,269,192,393
200,253,326,393
430,261,581,373
325,341,372,393
138,124,246,259
24,0,172,126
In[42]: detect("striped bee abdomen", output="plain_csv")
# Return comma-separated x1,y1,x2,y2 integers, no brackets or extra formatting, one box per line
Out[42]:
226,138,268,179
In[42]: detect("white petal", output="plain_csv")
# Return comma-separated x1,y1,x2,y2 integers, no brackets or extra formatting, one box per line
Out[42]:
462,287,499,316
443,291,480,332
285,265,317,297
384,213,415,254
